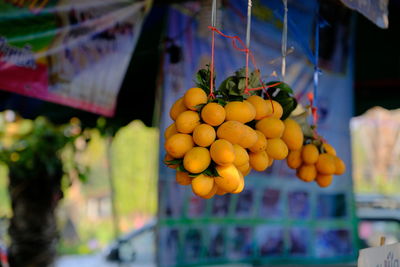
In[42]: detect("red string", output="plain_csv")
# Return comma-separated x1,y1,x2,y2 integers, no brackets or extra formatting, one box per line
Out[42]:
307,92,318,125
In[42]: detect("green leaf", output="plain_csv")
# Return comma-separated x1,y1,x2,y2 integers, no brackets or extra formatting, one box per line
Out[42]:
267,81,294,94
165,159,182,165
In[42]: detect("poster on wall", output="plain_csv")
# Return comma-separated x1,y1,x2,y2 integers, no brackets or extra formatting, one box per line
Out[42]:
0,0,150,116
158,0,357,266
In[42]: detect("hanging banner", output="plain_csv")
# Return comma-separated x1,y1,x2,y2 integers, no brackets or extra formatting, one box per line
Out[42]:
158,0,357,266
0,0,150,116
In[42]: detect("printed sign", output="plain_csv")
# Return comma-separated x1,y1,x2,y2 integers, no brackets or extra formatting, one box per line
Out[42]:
0,0,150,116
358,243,400,267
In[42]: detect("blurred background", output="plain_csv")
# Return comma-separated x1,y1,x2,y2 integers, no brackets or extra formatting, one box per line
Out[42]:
0,0,399,266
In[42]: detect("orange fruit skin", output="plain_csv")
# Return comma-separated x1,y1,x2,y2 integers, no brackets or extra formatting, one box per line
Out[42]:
322,143,337,156
265,138,289,160
296,164,317,182
315,153,336,175
170,97,188,120
238,125,258,148
255,117,285,139
233,144,249,167
237,162,250,175
249,151,269,171
246,95,268,120
286,150,302,169
265,100,283,119
164,133,194,158
216,121,244,145
183,147,211,174
316,173,333,187
201,103,226,126
193,124,216,147
301,144,319,164
210,139,235,166
201,182,218,199
183,87,208,110
249,130,267,153
215,164,241,193
175,110,201,134
281,119,303,151
232,172,245,194
164,123,177,140
224,101,256,123
176,171,192,185
164,154,178,169
334,156,346,175
192,174,215,197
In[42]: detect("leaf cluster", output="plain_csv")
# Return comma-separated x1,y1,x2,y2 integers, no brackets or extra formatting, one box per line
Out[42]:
266,81,298,120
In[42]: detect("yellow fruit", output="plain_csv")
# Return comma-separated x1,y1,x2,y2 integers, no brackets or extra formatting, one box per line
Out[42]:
202,183,218,199
322,143,337,156
164,123,177,140
281,119,303,150
334,156,346,175
216,121,244,144
193,124,216,147
210,139,235,166
266,138,288,160
215,164,241,193
192,174,215,197
296,164,317,182
183,147,211,173
183,87,208,110
238,125,258,148
268,157,274,167
301,144,319,164
286,150,302,169
176,171,192,185
224,101,256,123
164,154,178,169
256,117,285,139
201,102,226,126
316,173,333,188
164,133,194,158
246,95,268,120
216,186,227,196
237,162,250,175
169,97,188,120
233,144,249,167
232,172,245,194
315,153,336,175
249,150,269,171
249,130,267,153
175,110,200,134
265,100,283,119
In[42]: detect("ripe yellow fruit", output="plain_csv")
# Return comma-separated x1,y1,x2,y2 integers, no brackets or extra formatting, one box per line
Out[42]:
266,138,288,160
215,164,241,193
281,119,303,150
286,150,302,169
315,153,336,175
301,144,319,164
164,154,178,169
216,121,244,144
246,95,268,120
232,172,245,194
249,130,267,153
216,186,227,196
249,150,269,171
256,117,285,139
175,110,200,134
170,97,188,120
333,156,346,175
316,174,333,188
210,139,235,166
224,101,256,123
238,125,258,148
192,174,215,197
265,100,283,119
322,143,337,156
237,162,250,175
164,123,177,140
176,171,192,185
183,87,208,110
296,164,317,182
201,102,226,126
268,157,274,167
193,124,216,147
202,183,218,199
183,147,211,174
164,133,194,158
233,144,249,167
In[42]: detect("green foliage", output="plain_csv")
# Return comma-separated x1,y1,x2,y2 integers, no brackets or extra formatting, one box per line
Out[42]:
266,81,298,120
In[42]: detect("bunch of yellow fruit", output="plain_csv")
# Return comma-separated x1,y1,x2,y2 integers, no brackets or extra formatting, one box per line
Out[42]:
286,141,346,187
164,85,306,199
